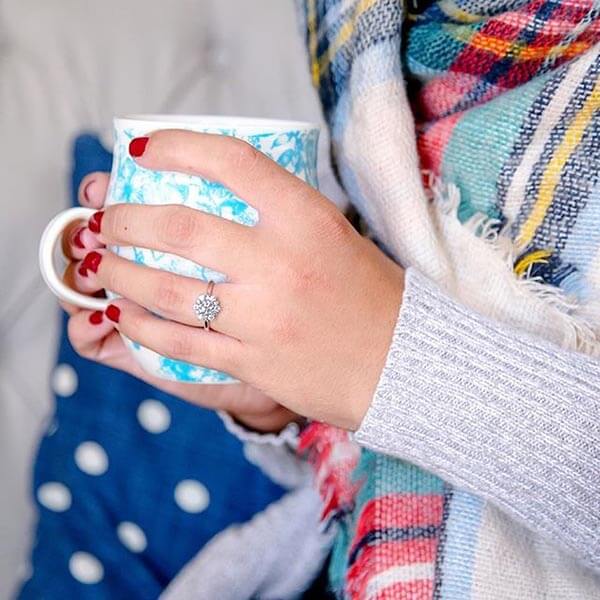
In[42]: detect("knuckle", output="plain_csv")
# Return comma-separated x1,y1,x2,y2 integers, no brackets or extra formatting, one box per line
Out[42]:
154,273,185,315
315,205,353,243
159,207,198,248
226,139,261,173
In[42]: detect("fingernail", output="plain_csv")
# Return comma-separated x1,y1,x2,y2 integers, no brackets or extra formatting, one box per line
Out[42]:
88,211,103,234
129,137,149,158
78,251,102,277
73,227,85,249
89,311,103,325
105,304,121,323
81,178,95,204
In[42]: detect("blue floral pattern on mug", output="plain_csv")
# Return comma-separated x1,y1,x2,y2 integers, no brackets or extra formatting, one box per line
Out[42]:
105,117,319,383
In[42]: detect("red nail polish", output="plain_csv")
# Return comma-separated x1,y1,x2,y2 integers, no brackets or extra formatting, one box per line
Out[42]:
89,311,103,325
106,304,121,323
73,227,85,249
88,211,103,234
129,137,149,158
79,251,102,277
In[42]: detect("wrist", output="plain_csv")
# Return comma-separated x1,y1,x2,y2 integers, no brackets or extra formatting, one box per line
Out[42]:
346,261,405,431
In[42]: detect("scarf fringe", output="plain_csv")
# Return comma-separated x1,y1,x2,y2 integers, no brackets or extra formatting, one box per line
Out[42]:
431,178,600,356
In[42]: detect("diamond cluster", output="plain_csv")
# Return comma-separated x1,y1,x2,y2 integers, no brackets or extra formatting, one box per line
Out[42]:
193,293,221,323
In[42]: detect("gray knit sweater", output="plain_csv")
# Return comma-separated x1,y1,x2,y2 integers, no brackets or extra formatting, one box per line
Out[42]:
163,267,600,599
357,268,600,572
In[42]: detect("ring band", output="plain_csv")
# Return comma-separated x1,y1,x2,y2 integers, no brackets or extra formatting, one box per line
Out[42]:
193,280,222,330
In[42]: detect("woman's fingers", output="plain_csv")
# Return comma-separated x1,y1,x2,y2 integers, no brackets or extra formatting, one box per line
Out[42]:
107,298,246,377
64,258,105,296
67,307,182,388
67,309,284,422
67,308,118,360
67,309,159,380
97,204,261,280
75,249,250,338
131,130,315,223
79,172,110,209
61,172,110,260
62,220,103,260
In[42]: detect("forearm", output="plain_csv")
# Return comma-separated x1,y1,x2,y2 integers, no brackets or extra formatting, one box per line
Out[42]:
356,268,600,570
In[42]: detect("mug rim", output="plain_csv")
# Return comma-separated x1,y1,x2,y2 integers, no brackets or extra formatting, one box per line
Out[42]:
115,114,319,133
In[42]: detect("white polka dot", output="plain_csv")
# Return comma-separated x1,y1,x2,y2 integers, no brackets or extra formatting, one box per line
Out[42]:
37,482,72,512
69,551,104,584
137,399,171,434
117,521,147,553
75,442,108,476
52,364,78,397
174,480,210,513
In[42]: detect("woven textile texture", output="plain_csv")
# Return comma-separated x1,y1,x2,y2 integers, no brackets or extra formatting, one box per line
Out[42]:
298,0,600,598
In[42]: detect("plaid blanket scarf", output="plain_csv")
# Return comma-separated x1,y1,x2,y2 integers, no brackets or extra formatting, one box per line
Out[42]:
297,0,600,598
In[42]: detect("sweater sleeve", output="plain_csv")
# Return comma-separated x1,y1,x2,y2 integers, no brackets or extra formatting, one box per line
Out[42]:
217,412,312,490
355,267,600,572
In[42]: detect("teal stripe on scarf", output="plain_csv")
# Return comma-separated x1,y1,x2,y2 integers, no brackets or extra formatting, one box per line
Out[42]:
441,73,550,221
406,22,483,77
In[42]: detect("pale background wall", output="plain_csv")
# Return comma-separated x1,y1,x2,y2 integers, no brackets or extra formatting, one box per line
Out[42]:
0,1,343,596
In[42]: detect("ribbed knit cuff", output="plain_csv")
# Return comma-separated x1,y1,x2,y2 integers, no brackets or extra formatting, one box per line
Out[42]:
355,268,600,571
218,411,310,489
218,411,300,448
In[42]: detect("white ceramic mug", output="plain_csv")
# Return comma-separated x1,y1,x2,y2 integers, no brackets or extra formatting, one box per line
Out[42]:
40,115,320,384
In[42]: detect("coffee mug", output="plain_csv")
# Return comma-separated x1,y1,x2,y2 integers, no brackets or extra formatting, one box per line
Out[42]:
39,115,320,384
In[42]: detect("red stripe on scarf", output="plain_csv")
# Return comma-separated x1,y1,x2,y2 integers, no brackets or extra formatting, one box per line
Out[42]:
373,580,434,600
354,494,445,539
348,540,438,599
417,113,462,176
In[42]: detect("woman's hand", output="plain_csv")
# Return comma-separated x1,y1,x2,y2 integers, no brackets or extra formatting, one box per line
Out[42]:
62,173,298,434
69,130,405,431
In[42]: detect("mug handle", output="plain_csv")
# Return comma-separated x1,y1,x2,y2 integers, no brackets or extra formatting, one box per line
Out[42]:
39,207,110,311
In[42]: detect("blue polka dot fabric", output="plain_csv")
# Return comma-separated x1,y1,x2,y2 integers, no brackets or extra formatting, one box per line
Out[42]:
18,135,285,599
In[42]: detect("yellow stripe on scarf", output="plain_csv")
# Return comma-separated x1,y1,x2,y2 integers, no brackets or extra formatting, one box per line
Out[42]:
517,79,600,249
438,0,484,23
317,0,379,75
307,0,320,87
513,249,552,277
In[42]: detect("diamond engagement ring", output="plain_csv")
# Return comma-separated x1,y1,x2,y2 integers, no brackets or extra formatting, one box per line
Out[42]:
193,281,221,330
